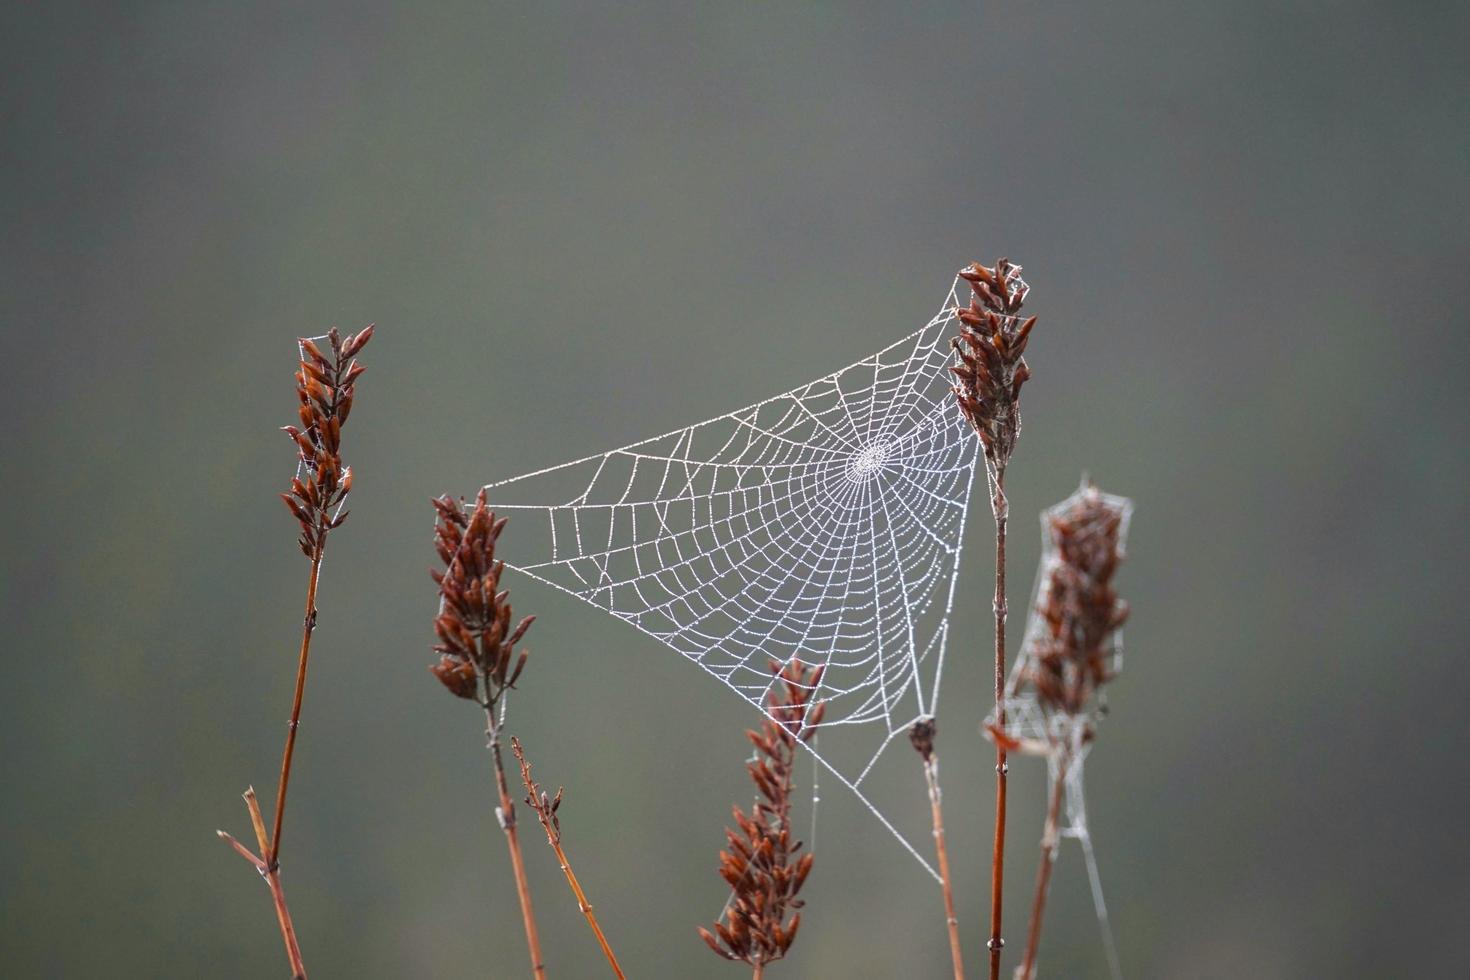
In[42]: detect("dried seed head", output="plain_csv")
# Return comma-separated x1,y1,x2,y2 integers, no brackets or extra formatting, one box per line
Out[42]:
1024,480,1132,720
908,716,937,762
281,325,373,556
700,659,824,969
950,259,1033,472
428,489,535,705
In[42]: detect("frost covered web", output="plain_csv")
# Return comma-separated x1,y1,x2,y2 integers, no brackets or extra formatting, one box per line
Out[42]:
484,280,977,878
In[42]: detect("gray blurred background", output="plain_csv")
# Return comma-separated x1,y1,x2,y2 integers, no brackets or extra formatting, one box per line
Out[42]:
3,2,1468,977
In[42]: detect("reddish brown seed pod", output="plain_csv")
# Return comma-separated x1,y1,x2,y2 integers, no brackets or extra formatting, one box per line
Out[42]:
427,489,535,706
950,258,1034,473
281,326,372,554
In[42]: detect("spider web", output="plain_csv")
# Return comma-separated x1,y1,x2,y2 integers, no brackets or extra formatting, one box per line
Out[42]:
484,280,977,878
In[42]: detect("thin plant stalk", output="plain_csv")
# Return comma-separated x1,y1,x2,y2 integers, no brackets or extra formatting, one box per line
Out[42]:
224,549,319,980
270,544,323,864
485,704,546,980
988,468,1009,980
911,720,965,980
512,738,626,980
927,762,964,980
1017,750,1069,980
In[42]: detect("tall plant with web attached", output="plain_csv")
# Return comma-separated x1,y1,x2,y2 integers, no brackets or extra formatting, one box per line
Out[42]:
950,258,1035,980
427,489,545,979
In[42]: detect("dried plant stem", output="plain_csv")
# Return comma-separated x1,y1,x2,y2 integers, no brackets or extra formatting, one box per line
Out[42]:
512,738,626,979
217,325,370,980
485,705,546,980
220,541,322,980
270,546,322,864
1017,751,1068,980
553,851,623,979
218,787,307,979
925,756,965,980
987,468,1010,980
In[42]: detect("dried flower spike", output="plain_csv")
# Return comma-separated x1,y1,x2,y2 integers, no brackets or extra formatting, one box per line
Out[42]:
429,489,535,705
1024,480,1131,721
699,659,824,973
281,325,374,557
950,259,1034,473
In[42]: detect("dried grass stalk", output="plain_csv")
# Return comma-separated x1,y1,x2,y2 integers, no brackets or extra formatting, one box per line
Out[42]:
217,324,374,980
512,737,627,979
951,258,1034,980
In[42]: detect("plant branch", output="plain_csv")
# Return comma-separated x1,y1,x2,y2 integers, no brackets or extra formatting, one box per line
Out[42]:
1017,749,1068,980
512,738,627,979
217,787,307,979
486,703,546,980
988,467,1009,980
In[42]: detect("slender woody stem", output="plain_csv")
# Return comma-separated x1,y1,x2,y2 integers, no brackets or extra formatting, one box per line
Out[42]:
219,545,323,979
270,547,323,864
552,845,625,980
485,703,546,980
988,467,1009,980
924,754,966,980
1018,750,1068,980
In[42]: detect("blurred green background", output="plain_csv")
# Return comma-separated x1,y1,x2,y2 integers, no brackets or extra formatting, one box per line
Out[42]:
4,2,1468,977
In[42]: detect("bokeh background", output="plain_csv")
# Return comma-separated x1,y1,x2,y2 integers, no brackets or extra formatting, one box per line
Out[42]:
4,3,1468,977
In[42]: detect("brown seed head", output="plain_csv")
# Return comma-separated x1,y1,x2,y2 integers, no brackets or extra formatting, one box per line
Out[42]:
429,489,535,704
908,716,937,763
700,659,824,968
950,259,1034,472
281,325,374,557
1024,481,1131,718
